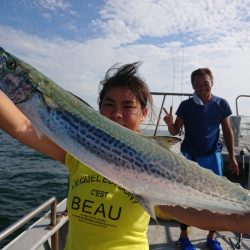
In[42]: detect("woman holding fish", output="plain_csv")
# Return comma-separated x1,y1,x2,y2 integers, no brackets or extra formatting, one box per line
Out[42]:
0,60,249,250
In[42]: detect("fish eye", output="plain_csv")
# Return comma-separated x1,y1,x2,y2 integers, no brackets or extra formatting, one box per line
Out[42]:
7,60,17,70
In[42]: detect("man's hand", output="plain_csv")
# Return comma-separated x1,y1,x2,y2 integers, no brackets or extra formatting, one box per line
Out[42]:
163,106,173,126
229,157,239,176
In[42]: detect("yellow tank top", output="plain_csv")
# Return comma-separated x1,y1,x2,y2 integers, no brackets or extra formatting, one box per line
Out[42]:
64,153,150,250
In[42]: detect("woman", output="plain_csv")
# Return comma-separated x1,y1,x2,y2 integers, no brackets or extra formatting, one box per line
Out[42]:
0,62,249,250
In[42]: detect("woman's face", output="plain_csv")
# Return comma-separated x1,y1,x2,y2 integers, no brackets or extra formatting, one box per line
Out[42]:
99,86,148,132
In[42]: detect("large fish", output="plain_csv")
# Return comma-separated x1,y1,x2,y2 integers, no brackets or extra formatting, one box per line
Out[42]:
0,47,249,218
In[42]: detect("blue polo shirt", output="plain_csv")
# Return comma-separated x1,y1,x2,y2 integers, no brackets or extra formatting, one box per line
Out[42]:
176,95,232,157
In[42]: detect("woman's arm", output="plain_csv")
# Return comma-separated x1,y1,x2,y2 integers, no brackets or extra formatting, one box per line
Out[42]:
0,91,66,163
158,205,250,234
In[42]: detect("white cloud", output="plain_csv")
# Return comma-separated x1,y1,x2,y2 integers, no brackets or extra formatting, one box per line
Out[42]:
17,0,76,15
95,0,250,48
39,0,73,12
1,0,250,116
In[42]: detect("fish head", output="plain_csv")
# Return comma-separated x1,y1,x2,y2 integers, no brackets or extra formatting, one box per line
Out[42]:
0,47,36,104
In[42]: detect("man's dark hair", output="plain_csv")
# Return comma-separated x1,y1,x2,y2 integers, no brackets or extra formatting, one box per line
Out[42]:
191,68,214,85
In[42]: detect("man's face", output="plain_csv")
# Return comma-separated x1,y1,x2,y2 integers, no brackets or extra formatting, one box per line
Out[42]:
192,74,213,100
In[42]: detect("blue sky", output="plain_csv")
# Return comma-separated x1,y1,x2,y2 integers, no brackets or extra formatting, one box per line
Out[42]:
1,0,250,118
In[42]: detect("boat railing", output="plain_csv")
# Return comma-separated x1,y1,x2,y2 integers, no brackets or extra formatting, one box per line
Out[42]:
147,93,250,133
143,92,192,136
0,197,59,250
235,94,250,116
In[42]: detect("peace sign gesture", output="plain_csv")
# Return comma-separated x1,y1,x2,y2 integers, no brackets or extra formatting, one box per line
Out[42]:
163,106,173,126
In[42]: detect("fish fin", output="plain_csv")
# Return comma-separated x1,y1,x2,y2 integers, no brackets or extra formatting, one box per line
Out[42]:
67,91,93,108
43,95,59,109
146,136,181,149
136,195,157,221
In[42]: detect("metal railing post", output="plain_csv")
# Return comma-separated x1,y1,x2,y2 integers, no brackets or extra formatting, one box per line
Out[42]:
0,197,58,249
235,95,250,116
50,199,58,250
147,92,192,136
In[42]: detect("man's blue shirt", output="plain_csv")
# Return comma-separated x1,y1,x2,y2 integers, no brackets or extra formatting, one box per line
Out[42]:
176,95,232,156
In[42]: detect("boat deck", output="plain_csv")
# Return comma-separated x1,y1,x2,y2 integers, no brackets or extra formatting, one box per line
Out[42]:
3,198,250,250
148,218,250,250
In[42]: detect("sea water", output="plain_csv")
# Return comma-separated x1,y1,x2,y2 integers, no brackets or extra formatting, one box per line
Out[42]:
0,130,68,248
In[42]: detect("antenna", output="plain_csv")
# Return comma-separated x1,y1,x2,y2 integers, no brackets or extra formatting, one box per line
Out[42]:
171,58,175,107
181,49,184,101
